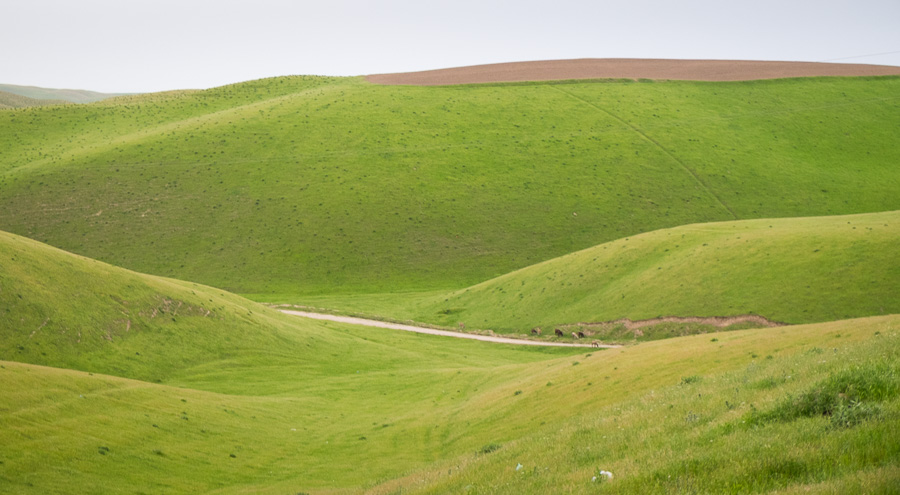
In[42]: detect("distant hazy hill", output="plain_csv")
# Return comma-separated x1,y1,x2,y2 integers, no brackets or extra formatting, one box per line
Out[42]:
0,83,130,104
0,90,67,109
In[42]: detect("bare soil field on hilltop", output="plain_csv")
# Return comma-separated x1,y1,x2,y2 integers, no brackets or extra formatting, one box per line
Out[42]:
367,58,900,85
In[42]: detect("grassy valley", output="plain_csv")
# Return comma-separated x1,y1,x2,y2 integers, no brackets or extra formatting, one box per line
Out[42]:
2,238,897,493
1,66,899,494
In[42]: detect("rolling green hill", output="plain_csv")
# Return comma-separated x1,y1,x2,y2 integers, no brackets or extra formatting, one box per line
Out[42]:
0,229,572,386
1,75,898,297
2,69,899,493
396,210,900,335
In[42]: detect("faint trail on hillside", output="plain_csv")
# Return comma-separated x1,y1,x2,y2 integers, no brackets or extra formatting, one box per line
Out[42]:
549,85,738,220
278,309,620,348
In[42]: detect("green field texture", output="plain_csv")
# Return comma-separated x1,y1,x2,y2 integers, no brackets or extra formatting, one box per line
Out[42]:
1,76,898,296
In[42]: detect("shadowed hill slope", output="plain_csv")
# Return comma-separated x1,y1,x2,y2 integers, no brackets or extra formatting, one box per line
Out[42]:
1,74,899,296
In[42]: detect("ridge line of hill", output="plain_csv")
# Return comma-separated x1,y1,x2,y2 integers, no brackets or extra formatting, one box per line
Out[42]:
4,79,355,177
367,58,900,85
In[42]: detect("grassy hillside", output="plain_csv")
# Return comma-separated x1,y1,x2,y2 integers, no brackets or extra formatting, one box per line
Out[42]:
0,83,129,104
0,90,66,109
387,316,900,494
0,229,572,385
397,210,900,335
3,313,897,493
1,226,897,493
0,76,898,296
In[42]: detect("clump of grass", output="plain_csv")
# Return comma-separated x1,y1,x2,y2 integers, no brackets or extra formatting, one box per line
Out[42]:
680,375,702,385
478,443,501,455
747,362,898,426
830,400,882,428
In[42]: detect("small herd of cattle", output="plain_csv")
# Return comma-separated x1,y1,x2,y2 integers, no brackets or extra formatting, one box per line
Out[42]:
532,327,600,347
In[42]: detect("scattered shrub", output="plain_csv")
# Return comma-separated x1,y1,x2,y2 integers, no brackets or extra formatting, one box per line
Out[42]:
478,443,501,454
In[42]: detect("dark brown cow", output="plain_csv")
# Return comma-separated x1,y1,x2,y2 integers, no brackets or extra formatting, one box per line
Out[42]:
577,331,586,338
554,329,564,337
531,327,542,335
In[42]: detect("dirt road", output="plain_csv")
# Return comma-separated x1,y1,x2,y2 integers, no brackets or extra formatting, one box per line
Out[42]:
278,309,619,348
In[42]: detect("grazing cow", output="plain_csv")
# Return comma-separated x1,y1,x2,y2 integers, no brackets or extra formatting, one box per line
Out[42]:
554,328,564,337
458,323,465,330
577,331,586,338
531,327,541,335
591,341,600,348
572,332,580,339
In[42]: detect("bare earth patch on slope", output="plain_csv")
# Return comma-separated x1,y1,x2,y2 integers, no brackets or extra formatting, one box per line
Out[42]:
559,314,786,343
367,58,900,85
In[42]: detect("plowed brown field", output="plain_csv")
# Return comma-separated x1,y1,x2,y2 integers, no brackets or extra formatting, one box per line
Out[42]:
366,58,900,85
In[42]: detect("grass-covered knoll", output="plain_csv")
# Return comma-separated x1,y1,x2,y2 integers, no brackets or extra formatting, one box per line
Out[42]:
1,76,898,295
2,313,897,493
292,211,900,338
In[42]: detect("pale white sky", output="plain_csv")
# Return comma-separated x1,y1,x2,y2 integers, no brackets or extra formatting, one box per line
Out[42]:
3,0,899,93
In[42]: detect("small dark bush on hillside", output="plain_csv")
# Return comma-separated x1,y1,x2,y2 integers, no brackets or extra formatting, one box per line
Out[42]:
479,443,501,454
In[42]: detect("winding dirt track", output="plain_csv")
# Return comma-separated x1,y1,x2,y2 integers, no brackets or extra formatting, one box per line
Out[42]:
367,58,900,86
279,309,619,348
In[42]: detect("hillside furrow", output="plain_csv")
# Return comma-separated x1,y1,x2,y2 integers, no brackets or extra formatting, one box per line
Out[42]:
549,84,738,220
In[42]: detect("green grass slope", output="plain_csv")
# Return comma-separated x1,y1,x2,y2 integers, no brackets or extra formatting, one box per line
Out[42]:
396,210,900,335
387,316,900,495
0,228,572,386
0,76,898,296
3,314,897,493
